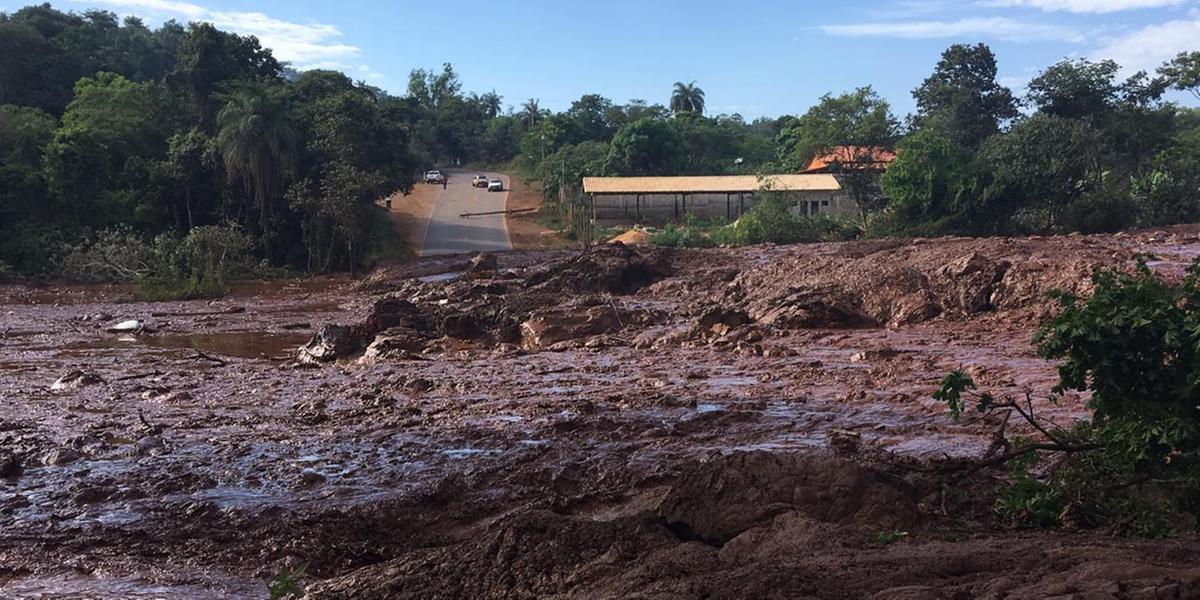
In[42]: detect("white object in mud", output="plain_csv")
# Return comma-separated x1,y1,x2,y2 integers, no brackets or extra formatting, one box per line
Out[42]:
106,319,142,333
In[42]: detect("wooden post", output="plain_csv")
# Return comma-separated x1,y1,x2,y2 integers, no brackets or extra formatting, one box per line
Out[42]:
674,194,679,220
636,194,641,221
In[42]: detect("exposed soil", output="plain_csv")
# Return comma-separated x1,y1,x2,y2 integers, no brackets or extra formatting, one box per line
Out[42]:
504,174,569,251
3,228,1200,599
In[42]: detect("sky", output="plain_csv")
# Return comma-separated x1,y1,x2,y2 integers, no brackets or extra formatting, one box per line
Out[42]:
5,0,1199,118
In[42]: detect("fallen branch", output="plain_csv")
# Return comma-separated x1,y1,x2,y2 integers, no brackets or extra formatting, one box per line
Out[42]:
187,350,227,366
115,370,163,382
150,306,245,317
459,207,537,218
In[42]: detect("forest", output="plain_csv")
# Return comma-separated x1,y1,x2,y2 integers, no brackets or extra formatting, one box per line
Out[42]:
1,3,1199,287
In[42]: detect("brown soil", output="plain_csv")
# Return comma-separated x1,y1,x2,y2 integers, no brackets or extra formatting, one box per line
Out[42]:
384,183,441,255
504,174,568,250
3,228,1200,598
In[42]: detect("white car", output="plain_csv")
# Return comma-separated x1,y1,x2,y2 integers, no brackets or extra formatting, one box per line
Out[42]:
424,170,445,184
487,178,503,192
472,174,489,188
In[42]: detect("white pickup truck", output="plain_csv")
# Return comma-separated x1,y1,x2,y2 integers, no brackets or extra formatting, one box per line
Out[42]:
424,170,445,184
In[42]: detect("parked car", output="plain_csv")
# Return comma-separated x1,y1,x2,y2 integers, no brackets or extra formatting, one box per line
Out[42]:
487,178,503,192
472,174,489,187
424,170,445,184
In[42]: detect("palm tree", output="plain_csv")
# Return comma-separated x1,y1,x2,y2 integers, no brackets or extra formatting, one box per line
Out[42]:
215,85,297,256
670,81,706,115
521,98,542,127
479,90,503,119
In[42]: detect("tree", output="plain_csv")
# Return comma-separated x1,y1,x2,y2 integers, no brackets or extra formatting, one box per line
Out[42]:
1027,59,1123,119
0,104,56,167
881,129,976,223
520,98,543,127
670,81,705,115
566,93,615,142
1160,51,1200,101
605,117,685,176
913,43,1018,148
978,113,1110,233
407,63,460,110
171,22,281,127
777,86,898,171
215,83,297,255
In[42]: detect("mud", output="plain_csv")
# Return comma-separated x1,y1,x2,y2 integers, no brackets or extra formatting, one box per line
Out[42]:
3,228,1200,598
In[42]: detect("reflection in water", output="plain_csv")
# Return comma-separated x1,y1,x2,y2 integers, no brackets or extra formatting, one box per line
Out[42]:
139,332,311,359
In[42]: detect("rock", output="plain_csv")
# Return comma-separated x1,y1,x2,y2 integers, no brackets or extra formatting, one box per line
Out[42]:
297,324,357,364
441,313,485,340
361,329,427,361
42,447,80,466
298,470,326,489
520,305,623,349
827,429,862,456
697,307,751,335
0,454,22,478
50,370,104,391
465,252,499,279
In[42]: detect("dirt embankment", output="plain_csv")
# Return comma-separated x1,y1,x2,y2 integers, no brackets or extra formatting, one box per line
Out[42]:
504,174,567,251
3,227,1200,598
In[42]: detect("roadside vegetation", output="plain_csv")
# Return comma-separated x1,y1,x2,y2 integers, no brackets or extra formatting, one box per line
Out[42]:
2,4,1199,284
936,260,1200,536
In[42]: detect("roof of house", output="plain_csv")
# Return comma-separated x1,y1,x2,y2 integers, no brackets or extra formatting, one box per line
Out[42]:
802,146,897,174
582,174,841,195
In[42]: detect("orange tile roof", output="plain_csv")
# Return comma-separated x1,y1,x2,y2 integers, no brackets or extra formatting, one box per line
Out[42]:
803,146,897,173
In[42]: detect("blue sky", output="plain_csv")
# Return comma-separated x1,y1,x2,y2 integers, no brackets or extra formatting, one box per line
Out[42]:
6,0,1199,117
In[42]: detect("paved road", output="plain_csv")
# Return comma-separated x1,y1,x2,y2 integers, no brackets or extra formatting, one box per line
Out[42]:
418,169,512,256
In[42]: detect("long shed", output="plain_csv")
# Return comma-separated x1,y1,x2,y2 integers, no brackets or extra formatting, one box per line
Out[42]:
581,174,852,223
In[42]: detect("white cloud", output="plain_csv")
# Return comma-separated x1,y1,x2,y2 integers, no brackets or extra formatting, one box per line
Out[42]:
985,0,1186,13
1093,17,1200,72
821,17,1086,42
69,0,363,69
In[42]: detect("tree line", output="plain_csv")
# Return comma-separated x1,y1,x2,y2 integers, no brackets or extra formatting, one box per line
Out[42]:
2,3,1199,281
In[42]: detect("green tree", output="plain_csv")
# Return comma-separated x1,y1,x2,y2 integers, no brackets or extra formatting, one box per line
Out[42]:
0,104,56,166
913,43,1018,148
605,117,685,176
670,81,705,115
881,129,976,223
777,86,898,171
215,83,297,256
1159,51,1200,101
1027,59,1123,119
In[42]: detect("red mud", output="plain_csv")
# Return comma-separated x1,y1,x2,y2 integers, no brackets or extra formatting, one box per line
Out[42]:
2,229,1200,598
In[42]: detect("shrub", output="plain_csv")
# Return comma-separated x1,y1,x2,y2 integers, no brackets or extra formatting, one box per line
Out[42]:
936,260,1200,535
55,224,256,300
650,213,718,248
708,195,859,246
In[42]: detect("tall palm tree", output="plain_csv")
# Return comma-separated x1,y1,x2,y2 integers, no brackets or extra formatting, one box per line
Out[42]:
215,85,297,255
479,90,503,119
670,81,706,115
521,98,542,127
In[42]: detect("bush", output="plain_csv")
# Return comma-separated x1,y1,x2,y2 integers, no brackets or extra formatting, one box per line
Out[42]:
936,260,1200,535
55,225,256,300
708,195,859,246
650,213,718,248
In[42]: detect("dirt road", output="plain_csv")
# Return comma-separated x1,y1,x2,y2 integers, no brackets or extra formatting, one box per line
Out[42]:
418,169,511,256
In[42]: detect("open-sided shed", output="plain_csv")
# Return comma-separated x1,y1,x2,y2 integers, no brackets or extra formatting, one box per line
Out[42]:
581,174,850,223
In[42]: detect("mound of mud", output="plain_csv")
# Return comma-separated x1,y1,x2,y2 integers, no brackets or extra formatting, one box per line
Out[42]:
306,452,920,599
657,451,917,545
301,243,671,362
722,236,1130,329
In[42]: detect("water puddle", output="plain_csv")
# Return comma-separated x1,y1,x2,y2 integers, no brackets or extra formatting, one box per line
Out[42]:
417,271,465,283
64,332,310,359
0,572,262,600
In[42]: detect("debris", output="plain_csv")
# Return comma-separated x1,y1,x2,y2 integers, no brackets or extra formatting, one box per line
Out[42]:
0,454,22,478
465,252,498,280
50,370,104,391
106,319,143,333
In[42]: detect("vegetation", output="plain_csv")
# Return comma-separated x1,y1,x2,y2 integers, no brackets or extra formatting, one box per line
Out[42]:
1,3,1198,280
935,260,1200,536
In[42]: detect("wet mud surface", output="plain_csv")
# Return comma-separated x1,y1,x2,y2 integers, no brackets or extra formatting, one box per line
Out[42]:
3,232,1200,598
